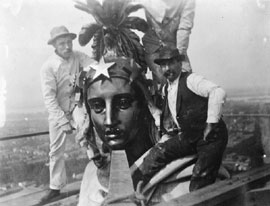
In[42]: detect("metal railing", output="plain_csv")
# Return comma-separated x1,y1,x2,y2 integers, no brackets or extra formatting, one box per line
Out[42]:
223,114,270,118
0,131,49,141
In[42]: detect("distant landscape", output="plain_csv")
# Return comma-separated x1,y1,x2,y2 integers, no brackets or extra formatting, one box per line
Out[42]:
0,111,89,196
226,87,270,102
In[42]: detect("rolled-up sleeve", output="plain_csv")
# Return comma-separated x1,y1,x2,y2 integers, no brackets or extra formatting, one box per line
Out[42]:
187,73,226,123
40,63,69,126
177,0,195,54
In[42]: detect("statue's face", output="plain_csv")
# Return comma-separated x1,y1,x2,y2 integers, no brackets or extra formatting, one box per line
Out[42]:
87,78,141,150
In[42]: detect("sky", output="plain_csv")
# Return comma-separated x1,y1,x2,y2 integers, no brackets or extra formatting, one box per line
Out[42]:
0,0,270,115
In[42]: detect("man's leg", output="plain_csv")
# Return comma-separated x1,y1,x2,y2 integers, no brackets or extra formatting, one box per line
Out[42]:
133,135,194,187
190,122,228,191
49,122,67,190
40,121,67,203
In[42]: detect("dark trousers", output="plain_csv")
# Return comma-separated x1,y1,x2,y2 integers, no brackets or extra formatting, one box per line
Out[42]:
133,120,228,191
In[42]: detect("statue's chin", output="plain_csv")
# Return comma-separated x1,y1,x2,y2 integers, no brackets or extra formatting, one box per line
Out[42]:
106,140,127,150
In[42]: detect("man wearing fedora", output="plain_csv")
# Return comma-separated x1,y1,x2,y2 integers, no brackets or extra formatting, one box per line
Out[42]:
40,25,93,203
133,46,228,191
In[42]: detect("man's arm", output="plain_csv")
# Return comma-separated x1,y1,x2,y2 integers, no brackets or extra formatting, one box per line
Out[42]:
40,63,69,126
187,73,226,123
187,73,226,139
176,0,196,55
187,73,226,140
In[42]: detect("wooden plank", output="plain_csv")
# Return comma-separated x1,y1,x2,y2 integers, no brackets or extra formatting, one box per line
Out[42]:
246,186,270,206
44,194,78,206
0,187,38,203
107,150,136,206
155,164,270,206
0,187,43,206
0,181,81,206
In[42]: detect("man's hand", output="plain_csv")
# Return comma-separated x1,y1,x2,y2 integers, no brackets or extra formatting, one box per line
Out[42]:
61,123,73,134
203,123,216,141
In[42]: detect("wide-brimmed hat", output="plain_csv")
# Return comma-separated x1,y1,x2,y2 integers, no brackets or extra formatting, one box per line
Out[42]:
47,26,77,45
154,46,185,65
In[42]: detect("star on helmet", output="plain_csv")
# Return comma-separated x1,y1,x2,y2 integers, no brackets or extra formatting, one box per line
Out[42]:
89,57,115,80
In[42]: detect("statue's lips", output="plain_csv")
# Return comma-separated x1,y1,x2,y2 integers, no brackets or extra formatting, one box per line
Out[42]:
105,129,122,140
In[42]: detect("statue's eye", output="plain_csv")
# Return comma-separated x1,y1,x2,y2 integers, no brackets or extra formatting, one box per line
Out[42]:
114,96,134,110
88,99,105,114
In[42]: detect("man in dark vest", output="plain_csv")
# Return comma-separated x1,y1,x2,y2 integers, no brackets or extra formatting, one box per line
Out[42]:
133,46,228,191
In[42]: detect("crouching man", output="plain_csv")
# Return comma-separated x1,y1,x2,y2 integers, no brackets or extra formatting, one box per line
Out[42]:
133,46,228,191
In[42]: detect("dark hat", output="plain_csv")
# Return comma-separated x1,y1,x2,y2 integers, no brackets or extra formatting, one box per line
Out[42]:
47,26,77,45
154,46,185,65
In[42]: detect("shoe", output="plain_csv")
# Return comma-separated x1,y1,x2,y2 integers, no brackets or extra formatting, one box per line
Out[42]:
38,189,61,205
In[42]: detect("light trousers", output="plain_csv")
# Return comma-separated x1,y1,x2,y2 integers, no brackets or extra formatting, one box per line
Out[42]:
48,121,74,190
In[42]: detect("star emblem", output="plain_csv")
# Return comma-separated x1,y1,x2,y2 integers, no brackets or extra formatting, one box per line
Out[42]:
89,57,115,80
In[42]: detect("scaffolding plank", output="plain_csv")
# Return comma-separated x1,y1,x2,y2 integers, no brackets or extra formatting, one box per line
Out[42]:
246,186,270,206
0,181,80,206
156,164,270,206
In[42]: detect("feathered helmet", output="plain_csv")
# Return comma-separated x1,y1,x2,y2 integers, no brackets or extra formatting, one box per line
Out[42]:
74,0,154,112
74,0,161,154
74,0,148,70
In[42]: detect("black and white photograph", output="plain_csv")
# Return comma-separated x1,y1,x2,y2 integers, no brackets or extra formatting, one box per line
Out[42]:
1,0,270,205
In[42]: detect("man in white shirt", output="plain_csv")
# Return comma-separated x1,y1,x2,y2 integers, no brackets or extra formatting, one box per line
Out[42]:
40,25,93,203
133,46,228,191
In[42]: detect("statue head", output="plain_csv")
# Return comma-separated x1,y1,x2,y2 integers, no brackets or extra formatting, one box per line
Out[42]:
78,58,154,156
